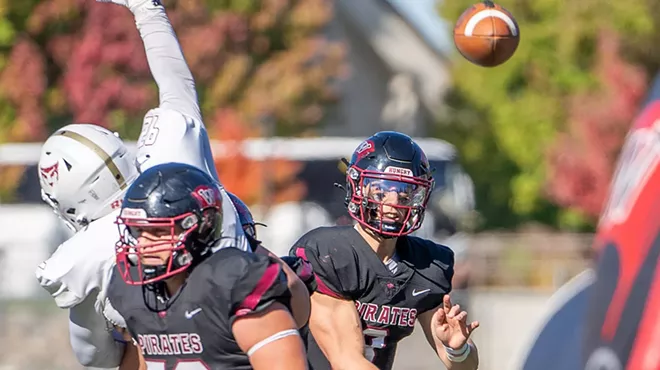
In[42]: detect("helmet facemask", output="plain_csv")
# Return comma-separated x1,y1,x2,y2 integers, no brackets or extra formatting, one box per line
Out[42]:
346,165,433,237
115,207,220,287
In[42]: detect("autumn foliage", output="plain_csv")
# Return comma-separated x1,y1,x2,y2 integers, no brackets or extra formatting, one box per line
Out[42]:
0,0,344,203
209,109,307,206
546,31,647,219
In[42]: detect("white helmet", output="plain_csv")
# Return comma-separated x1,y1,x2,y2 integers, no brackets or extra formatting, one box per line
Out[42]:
38,124,138,231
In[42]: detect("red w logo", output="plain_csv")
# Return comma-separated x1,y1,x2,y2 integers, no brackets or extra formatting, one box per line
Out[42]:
192,186,221,208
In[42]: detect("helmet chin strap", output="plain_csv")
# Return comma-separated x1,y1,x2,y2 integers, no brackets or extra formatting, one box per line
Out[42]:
140,251,193,312
138,251,193,282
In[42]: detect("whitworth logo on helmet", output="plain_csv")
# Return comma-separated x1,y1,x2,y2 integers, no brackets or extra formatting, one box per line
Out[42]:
384,166,413,176
39,162,59,187
355,140,375,161
192,186,221,209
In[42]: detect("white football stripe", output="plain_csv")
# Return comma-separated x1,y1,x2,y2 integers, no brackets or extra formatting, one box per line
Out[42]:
464,9,518,37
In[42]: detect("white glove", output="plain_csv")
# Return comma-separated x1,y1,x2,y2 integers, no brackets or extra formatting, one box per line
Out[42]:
95,0,163,13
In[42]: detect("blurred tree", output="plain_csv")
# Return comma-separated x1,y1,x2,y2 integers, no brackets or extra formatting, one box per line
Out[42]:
546,32,646,224
438,0,654,230
209,109,306,206
0,0,344,204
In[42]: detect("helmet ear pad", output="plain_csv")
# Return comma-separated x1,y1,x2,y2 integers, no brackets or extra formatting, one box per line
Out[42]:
343,180,353,207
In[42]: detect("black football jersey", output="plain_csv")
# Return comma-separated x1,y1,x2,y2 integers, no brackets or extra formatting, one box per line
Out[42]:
290,226,454,370
106,247,291,370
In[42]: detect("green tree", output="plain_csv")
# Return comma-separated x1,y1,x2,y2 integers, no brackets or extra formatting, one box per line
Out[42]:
438,0,654,230
546,32,646,223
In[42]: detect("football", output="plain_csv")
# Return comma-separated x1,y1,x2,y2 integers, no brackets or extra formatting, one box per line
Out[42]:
453,1,520,67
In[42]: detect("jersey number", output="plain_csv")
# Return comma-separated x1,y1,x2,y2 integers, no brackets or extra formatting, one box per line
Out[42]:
363,327,389,362
137,114,160,148
146,359,210,370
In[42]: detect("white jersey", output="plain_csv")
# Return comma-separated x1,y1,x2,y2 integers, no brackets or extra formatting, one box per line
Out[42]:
132,0,249,253
35,210,124,367
36,210,117,310
35,2,247,367
135,107,249,253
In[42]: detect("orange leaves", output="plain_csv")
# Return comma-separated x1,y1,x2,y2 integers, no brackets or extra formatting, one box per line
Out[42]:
210,109,306,206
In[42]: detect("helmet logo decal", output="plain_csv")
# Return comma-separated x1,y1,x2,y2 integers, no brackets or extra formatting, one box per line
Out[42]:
192,186,221,208
355,140,375,161
39,162,59,187
384,166,413,176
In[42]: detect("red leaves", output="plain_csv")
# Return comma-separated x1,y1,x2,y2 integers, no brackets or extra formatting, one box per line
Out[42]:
546,30,647,218
0,0,343,206
60,2,153,126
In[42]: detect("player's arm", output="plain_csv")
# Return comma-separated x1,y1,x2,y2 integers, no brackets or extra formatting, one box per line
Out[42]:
225,251,307,370
127,0,201,121
417,243,479,370
416,258,478,370
310,293,378,370
418,307,479,370
101,294,146,370
114,326,147,370
255,246,312,328
66,297,126,367
291,241,378,370
36,247,125,368
233,302,307,370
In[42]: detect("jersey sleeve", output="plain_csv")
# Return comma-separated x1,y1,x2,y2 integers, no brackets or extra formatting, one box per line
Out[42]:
211,249,291,323
68,295,126,367
135,111,251,254
413,238,456,313
131,1,201,122
135,108,219,180
430,243,455,295
289,229,364,300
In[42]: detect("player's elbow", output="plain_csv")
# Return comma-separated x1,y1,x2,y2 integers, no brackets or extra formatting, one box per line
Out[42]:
249,335,308,370
233,302,307,370
72,343,124,368
68,318,125,367
69,330,124,367
287,274,311,328
327,352,376,370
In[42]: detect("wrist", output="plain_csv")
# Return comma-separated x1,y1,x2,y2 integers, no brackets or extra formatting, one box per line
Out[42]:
443,342,471,363
129,0,165,18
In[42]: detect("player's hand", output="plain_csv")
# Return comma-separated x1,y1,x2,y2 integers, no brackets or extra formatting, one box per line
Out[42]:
95,0,162,11
432,294,479,350
95,0,130,7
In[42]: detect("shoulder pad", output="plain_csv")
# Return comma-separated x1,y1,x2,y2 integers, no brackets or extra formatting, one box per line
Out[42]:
136,108,219,180
407,236,455,266
405,236,455,293
200,249,290,321
290,226,364,300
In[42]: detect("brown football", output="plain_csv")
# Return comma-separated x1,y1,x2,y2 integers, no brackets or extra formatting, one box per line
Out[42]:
453,1,520,67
